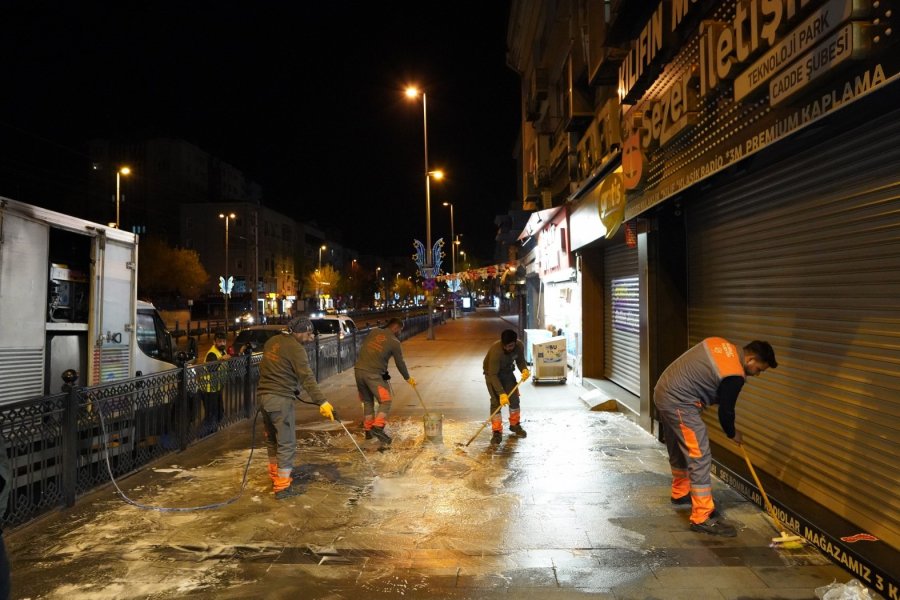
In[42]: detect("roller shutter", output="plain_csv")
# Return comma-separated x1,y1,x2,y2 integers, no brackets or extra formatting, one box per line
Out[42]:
685,111,900,548
604,243,640,394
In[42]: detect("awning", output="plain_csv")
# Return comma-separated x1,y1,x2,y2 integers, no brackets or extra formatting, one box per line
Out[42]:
517,206,565,241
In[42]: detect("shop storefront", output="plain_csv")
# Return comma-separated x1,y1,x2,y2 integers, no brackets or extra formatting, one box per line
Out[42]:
615,0,900,586
567,164,645,414
519,207,579,371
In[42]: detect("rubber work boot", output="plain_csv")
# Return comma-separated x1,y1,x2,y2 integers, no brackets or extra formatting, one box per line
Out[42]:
690,518,736,537
510,424,527,437
371,426,392,445
491,431,502,444
364,430,373,440
274,483,304,500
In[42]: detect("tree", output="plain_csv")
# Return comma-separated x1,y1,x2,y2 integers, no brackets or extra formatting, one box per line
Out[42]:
307,264,341,299
139,237,209,301
391,278,415,302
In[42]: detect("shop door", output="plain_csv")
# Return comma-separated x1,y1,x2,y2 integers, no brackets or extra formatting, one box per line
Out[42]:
603,243,640,394
685,110,900,548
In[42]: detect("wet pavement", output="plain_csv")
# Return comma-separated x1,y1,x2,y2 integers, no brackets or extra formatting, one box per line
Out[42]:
7,310,849,599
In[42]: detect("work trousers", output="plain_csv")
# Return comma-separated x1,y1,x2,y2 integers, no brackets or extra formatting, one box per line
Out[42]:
258,393,296,492
486,371,521,432
355,370,392,429
654,394,715,524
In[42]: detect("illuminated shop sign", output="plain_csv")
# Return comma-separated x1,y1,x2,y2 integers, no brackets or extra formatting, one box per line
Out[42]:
617,0,898,220
611,277,639,334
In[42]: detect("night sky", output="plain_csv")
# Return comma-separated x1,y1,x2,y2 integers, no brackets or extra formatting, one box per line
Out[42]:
0,1,521,261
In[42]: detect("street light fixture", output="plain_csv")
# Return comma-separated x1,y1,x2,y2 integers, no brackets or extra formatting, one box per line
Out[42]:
115,166,131,229
219,212,236,334
406,85,444,340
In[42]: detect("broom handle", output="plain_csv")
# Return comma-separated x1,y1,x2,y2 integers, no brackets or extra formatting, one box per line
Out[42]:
465,379,524,447
411,384,431,418
740,444,786,531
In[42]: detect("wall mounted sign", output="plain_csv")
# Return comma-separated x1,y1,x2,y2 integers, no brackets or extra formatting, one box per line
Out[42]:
618,0,898,220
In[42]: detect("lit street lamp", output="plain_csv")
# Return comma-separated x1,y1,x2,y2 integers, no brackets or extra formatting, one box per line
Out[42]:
115,166,131,229
375,266,382,308
219,212,236,334
406,85,444,340
317,245,327,310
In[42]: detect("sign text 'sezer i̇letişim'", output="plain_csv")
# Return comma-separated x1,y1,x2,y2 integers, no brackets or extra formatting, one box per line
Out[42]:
614,0,898,220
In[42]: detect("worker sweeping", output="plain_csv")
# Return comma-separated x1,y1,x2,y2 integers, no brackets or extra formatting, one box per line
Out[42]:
354,318,415,445
257,316,336,499
483,329,530,444
654,338,777,537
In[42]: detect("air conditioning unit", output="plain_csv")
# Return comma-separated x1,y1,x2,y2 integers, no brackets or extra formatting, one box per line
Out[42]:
527,134,552,190
587,0,628,86
563,53,593,132
531,67,549,103
526,68,550,122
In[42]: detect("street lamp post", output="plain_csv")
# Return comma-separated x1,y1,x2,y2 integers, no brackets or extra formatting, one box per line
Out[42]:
317,245,326,310
219,212,236,334
406,86,443,340
442,201,458,319
115,166,131,229
375,266,382,308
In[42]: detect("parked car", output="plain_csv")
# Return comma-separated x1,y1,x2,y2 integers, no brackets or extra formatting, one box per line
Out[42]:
311,315,358,339
234,311,256,326
227,324,288,356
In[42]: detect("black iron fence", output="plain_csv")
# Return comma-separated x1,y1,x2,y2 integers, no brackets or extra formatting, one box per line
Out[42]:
0,312,441,530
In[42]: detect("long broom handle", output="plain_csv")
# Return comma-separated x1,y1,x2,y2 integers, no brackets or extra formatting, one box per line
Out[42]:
411,384,431,418
740,444,787,532
464,378,525,447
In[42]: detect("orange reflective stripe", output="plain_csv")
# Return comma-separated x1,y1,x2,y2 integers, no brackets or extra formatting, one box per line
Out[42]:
273,475,293,492
677,409,703,458
377,386,392,402
704,337,744,379
690,493,715,523
672,473,690,498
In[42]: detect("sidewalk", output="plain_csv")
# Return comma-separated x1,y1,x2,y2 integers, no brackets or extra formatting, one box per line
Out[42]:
6,310,847,599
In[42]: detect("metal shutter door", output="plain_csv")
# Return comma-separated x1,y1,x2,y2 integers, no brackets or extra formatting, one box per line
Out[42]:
604,243,640,394
686,111,900,548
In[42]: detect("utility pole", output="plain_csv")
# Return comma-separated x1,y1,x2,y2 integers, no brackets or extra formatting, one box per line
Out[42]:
252,208,259,323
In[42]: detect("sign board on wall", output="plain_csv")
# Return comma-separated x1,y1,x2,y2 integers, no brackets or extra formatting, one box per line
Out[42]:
617,0,899,220
537,207,571,278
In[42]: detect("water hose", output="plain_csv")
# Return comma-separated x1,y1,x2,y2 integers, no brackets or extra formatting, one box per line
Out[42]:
97,399,260,512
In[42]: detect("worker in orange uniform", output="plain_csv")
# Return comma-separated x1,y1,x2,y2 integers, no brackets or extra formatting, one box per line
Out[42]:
354,318,414,445
257,316,335,499
483,329,530,444
654,338,777,536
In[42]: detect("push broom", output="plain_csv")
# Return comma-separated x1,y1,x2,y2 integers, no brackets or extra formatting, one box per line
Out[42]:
740,444,804,547
460,376,527,447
